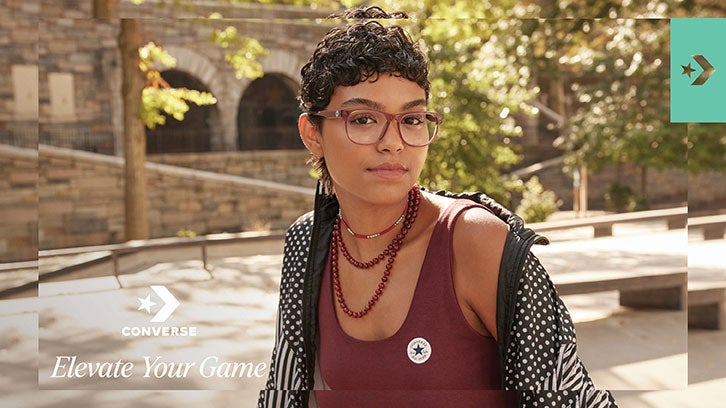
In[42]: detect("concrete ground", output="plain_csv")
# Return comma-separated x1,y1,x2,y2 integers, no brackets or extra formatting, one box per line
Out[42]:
1,220,724,407
531,223,690,394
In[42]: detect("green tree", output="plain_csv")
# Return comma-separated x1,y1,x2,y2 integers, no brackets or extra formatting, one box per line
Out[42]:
388,0,723,206
534,0,724,195
516,176,563,222
554,18,687,175
138,42,219,129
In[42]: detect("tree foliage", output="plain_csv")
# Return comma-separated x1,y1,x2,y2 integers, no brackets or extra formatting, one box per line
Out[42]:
115,0,272,239
687,123,726,174
551,17,688,173
375,0,725,203
210,26,268,79
138,42,218,129
516,176,562,222
130,1,269,130
542,0,723,176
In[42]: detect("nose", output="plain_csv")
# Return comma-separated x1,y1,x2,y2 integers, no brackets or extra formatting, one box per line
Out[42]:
376,120,404,152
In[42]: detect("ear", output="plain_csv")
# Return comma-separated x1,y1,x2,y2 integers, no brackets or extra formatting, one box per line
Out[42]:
299,113,324,158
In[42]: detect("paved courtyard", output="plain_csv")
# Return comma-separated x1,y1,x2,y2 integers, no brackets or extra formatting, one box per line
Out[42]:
1,220,724,407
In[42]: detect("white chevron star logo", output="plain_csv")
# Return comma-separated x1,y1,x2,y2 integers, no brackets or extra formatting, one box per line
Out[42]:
137,286,180,323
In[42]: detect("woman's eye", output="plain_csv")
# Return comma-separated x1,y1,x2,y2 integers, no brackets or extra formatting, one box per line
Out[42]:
350,115,375,125
403,115,425,125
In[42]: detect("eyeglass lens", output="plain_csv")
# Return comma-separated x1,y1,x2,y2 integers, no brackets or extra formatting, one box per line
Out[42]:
345,110,438,146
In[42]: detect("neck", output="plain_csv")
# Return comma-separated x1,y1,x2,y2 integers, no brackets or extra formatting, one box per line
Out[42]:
334,186,417,256
338,198,408,237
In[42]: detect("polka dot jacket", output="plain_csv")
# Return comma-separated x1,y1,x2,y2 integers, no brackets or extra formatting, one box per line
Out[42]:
258,184,617,407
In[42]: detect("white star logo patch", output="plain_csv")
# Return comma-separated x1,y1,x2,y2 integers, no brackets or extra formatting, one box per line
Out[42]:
407,337,432,364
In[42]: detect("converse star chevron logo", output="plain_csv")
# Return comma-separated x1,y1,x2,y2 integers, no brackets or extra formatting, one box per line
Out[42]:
137,285,180,323
407,337,431,364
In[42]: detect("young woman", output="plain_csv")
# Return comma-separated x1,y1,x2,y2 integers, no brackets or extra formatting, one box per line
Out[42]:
259,7,616,408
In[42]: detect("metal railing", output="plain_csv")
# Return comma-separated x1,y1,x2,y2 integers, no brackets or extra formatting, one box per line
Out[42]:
38,230,286,285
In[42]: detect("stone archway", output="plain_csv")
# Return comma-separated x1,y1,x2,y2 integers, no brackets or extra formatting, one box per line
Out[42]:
260,48,303,82
146,69,218,154
237,73,302,150
161,45,236,151
235,49,305,151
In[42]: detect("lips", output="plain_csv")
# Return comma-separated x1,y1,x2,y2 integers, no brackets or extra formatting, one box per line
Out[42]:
367,163,408,179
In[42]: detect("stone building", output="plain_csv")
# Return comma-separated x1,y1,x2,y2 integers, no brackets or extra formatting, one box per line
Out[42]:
0,0,721,262
2,0,334,261
34,2,332,156
1,0,40,262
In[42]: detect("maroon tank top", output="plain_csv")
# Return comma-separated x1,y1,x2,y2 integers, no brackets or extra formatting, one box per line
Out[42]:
317,199,515,406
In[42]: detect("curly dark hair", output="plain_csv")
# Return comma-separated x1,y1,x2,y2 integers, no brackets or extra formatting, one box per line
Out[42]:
299,6,430,194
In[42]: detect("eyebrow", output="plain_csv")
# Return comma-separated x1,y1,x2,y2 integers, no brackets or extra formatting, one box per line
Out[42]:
340,98,428,111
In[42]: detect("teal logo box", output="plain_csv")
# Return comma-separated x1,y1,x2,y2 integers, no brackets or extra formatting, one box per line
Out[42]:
671,18,725,123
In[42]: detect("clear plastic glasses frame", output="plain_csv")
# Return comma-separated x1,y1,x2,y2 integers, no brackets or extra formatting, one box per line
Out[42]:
311,109,443,147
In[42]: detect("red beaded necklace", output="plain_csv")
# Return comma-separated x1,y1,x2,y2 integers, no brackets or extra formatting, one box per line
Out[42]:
331,185,421,318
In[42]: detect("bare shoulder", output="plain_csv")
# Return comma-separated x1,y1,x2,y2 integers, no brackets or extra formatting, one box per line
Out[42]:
420,192,509,253
422,194,509,252
450,201,509,338
452,205,508,284
455,204,509,256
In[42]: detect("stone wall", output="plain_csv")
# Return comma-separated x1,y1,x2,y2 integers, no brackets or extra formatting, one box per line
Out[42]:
5,141,723,260
3,0,42,261
38,18,119,154
0,0,39,149
37,0,92,18
688,170,726,212
38,145,314,251
0,145,38,263
149,150,712,211
148,150,316,188
529,162,701,211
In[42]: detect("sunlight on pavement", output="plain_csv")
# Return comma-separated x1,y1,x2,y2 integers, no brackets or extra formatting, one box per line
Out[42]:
3,230,720,406
592,354,687,390
35,253,280,393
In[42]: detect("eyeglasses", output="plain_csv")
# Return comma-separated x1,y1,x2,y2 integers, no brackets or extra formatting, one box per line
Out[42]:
310,109,443,147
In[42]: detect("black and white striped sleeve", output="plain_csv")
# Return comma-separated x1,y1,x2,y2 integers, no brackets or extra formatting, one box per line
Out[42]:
258,214,314,408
